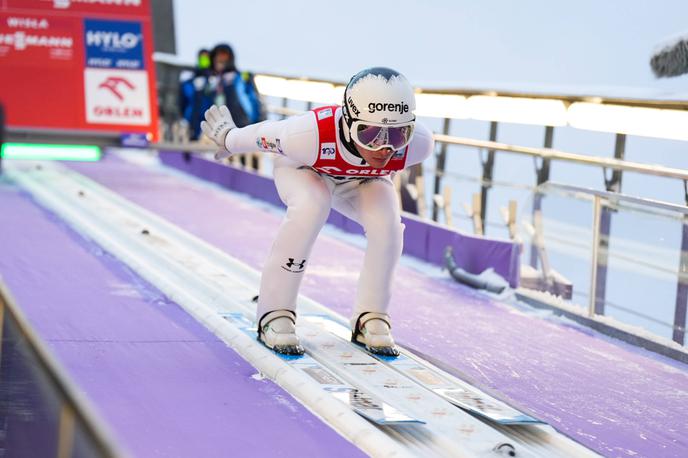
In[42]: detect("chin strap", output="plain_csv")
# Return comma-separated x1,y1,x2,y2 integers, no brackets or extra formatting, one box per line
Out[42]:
338,116,363,159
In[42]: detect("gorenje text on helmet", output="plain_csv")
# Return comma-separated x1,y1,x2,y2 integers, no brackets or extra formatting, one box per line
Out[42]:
368,102,409,114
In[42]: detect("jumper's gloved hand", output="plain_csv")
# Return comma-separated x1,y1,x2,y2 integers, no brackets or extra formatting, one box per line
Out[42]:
200,105,236,160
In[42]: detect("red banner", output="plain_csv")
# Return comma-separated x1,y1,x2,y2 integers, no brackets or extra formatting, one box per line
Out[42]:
0,0,158,140
5,0,150,18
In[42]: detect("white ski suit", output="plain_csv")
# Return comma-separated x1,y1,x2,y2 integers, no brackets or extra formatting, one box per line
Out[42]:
223,105,434,322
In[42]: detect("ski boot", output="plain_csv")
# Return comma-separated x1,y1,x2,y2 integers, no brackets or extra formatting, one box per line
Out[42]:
351,312,400,357
257,309,305,356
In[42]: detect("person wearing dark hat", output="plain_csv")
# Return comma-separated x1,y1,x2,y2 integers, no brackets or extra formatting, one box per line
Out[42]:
210,43,234,74
180,43,264,140
179,48,212,139
208,43,264,129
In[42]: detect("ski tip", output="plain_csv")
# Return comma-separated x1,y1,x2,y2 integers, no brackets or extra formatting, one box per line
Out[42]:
255,334,305,358
275,352,305,361
350,336,401,358
369,346,400,358
268,342,305,358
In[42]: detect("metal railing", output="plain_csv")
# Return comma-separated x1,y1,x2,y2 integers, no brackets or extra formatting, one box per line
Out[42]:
542,183,688,217
432,134,688,182
0,281,126,458
538,183,688,345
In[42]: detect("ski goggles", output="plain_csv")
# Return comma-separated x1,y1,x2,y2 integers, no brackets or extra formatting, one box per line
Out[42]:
350,120,415,151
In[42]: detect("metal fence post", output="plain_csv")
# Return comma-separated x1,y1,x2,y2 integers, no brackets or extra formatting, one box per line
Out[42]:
594,133,626,315
432,117,451,221
589,195,603,317
57,404,76,458
281,97,288,119
673,185,688,344
480,121,498,233
530,125,554,268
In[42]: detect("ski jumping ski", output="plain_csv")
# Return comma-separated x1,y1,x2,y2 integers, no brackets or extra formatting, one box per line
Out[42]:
305,314,544,426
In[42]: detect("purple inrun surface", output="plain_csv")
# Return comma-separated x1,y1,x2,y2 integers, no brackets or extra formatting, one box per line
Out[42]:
66,154,688,458
0,182,364,458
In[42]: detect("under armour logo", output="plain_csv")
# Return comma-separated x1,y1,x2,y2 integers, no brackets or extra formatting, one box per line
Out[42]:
282,258,306,273
98,76,135,101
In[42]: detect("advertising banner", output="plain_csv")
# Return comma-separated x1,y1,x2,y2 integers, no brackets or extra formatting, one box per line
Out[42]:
6,0,149,16
0,0,158,140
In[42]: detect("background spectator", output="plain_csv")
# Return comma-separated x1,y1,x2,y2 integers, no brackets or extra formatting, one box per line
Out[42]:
196,48,211,75
179,44,264,140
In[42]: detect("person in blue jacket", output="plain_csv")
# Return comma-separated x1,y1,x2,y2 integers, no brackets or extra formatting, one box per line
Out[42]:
179,44,264,140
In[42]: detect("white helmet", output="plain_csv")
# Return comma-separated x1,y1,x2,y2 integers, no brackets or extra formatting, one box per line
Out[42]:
342,67,416,151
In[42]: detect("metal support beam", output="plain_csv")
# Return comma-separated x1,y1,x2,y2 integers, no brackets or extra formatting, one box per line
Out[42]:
57,405,76,458
673,215,688,344
281,97,289,119
480,121,498,233
605,133,626,193
432,117,451,221
589,195,602,317
594,133,626,315
150,0,177,54
594,209,612,315
530,126,554,268
538,125,554,183
674,184,688,344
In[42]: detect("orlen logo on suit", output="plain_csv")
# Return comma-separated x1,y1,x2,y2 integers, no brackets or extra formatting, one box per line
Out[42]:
86,30,140,49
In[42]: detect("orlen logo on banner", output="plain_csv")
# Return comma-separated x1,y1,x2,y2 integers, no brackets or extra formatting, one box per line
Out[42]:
84,68,150,125
98,76,134,100
84,19,143,70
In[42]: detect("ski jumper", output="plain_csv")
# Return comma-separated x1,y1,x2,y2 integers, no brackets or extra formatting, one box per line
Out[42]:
224,105,434,323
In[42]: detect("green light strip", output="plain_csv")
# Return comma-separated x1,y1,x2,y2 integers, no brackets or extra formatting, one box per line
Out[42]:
0,143,101,162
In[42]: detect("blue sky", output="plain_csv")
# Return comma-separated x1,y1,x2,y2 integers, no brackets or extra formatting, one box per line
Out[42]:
173,0,688,94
